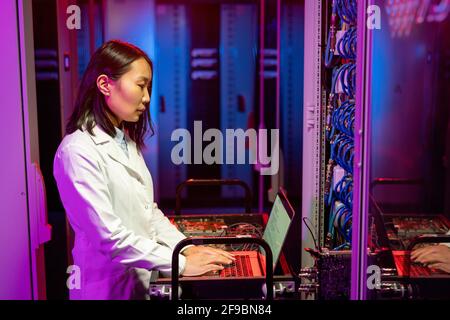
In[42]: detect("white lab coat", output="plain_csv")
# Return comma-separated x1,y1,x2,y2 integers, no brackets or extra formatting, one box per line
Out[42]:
53,124,187,300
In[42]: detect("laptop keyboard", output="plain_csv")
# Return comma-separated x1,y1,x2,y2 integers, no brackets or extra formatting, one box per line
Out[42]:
220,255,253,277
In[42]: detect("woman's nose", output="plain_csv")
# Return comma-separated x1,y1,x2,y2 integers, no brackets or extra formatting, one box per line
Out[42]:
142,88,150,104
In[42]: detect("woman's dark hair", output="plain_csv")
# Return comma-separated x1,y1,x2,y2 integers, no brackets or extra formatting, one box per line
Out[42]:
66,40,154,150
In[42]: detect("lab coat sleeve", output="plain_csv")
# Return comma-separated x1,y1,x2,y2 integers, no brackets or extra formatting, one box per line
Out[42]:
54,143,186,274
151,203,190,251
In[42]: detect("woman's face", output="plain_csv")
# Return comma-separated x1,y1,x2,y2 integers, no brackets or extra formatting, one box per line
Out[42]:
105,57,152,126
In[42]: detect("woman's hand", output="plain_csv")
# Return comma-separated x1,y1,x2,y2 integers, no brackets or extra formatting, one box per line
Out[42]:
181,246,235,277
411,244,450,273
182,245,235,260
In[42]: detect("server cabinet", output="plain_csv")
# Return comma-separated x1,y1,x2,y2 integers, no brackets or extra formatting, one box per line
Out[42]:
353,0,450,300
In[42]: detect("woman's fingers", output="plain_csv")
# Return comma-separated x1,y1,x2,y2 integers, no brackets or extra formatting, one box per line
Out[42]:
411,247,427,260
195,246,235,261
205,264,225,273
182,248,237,277
415,252,439,264
411,245,450,267
411,246,435,262
218,250,235,261
204,247,235,260
205,253,233,266
428,262,450,273
191,263,224,276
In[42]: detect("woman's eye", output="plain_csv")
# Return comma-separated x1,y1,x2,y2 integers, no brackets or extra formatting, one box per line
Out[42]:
138,84,145,89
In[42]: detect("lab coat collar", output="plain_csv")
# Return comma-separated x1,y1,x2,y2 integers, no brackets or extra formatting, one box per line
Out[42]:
88,125,145,184
87,123,111,145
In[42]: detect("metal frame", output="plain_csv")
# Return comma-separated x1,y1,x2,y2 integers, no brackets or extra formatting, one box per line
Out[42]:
258,0,265,212
301,0,323,269
351,0,373,300
171,236,274,300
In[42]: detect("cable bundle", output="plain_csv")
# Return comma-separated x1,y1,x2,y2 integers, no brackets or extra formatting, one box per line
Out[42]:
336,27,357,60
336,0,357,25
324,0,357,67
330,134,354,175
334,175,353,208
328,201,352,249
331,100,355,137
331,63,356,98
220,223,264,251
324,0,357,250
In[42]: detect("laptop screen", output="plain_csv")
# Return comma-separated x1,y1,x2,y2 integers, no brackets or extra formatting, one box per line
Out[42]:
262,194,293,269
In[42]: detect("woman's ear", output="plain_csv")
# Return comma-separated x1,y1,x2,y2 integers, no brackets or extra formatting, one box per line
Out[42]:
96,74,111,96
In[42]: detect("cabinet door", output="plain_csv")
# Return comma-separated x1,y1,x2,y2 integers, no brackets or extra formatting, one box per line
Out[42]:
0,0,33,299
156,4,189,199
281,3,303,198
220,4,258,198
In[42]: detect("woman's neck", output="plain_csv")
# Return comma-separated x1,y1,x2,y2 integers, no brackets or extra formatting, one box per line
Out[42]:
106,111,122,128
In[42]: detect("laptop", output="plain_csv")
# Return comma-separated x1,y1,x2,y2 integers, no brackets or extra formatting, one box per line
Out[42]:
211,189,295,278
369,195,450,278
